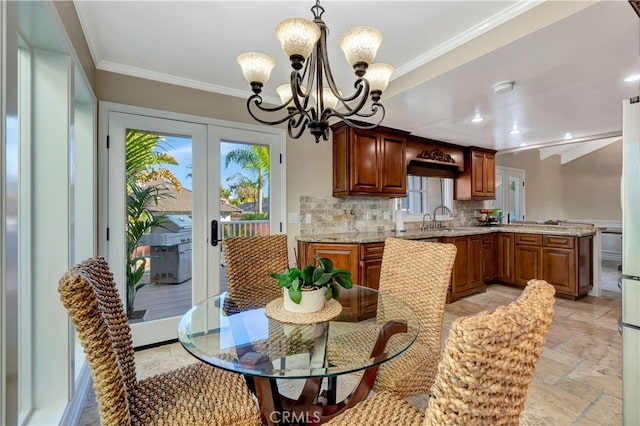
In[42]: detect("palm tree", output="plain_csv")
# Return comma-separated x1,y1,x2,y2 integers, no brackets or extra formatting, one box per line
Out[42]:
125,130,180,315
224,145,269,213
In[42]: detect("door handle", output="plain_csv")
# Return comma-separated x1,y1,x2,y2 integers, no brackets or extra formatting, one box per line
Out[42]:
211,220,222,247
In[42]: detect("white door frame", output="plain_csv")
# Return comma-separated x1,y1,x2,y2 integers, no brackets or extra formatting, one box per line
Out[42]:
98,102,286,346
495,166,526,222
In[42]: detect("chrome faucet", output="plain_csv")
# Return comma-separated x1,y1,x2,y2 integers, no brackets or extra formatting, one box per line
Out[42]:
433,205,453,218
433,205,453,230
421,213,432,231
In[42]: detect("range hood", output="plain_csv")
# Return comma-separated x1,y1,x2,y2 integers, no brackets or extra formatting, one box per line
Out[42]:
406,137,464,177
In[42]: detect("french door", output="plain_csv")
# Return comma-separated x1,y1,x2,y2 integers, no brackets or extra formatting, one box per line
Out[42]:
103,105,284,346
494,166,526,222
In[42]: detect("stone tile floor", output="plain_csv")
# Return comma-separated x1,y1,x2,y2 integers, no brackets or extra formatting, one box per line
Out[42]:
79,261,623,425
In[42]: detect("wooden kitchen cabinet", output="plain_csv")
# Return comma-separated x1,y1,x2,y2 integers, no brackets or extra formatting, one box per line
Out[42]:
481,234,495,282
331,121,409,197
496,233,514,282
297,241,361,320
493,233,593,299
454,147,497,200
542,235,593,299
440,235,485,302
297,241,383,320
514,234,543,286
358,242,384,319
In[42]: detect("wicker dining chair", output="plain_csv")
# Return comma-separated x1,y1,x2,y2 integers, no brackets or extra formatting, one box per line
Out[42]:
328,237,457,398
325,279,556,426
58,256,260,426
222,234,289,312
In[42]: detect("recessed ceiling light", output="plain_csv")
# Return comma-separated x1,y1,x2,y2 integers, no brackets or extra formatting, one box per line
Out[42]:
563,132,573,140
471,112,484,123
624,73,640,82
520,143,528,147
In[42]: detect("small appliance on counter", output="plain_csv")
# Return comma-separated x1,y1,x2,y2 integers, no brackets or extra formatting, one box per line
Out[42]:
473,209,502,226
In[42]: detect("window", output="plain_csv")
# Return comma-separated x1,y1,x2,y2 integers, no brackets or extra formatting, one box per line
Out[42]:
395,176,453,221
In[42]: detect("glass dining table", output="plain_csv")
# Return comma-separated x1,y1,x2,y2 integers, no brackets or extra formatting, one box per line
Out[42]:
177,286,419,425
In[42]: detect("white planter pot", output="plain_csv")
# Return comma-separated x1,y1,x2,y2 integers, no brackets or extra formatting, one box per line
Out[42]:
283,287,326,313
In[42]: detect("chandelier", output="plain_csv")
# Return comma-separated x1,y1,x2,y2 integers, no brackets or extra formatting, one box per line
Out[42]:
237,0,393,143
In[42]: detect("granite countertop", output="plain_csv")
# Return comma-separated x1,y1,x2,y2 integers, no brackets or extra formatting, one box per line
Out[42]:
296,224,600,244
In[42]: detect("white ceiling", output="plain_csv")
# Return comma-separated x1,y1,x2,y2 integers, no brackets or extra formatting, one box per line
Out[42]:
74,0,639,153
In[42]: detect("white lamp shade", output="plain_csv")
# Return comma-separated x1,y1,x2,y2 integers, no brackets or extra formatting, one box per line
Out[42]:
366,63,394,92
237,52,276,84
339,26,383,66
275,18,321,60
276,84,307,107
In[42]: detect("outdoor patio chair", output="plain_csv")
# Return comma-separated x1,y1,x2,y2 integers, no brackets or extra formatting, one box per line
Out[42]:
325,279,556,426
58,256,260,426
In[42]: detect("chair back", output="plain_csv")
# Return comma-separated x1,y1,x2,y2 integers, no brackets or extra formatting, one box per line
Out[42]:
58,257,137,425
223,234,289,311
374,238,457,396
424,279,556,426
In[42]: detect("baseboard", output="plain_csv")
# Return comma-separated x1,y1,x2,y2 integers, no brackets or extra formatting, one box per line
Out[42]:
59,362,92,426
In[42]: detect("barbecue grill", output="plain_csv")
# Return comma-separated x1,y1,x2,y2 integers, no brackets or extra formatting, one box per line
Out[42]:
140,214,192,284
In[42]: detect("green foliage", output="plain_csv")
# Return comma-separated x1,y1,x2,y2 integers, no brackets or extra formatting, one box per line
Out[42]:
125,130,179,315
241,212,268,220
270,256,353,304
224,145,270,213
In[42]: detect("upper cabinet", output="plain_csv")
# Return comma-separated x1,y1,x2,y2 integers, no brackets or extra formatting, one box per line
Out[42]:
331,122,409,197
454,147,497,200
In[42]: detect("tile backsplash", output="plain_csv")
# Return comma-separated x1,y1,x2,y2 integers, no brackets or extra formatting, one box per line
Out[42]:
298,196,484,235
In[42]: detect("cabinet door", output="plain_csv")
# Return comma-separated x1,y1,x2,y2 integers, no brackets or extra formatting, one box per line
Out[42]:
469,235,483,287
484,153,496,198
380,133,406,194
482,235,494,282
543,248,576,296
305,243,361,320
496,233,514,282
350,128,380,193
514,245,542,286
305,243,359,284
471,151,487,198
448,237,470,293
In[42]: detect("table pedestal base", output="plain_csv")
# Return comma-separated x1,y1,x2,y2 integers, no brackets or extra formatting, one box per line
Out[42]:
248,320,408,425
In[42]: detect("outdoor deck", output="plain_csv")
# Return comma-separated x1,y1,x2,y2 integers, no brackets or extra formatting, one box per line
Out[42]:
133,270,228,322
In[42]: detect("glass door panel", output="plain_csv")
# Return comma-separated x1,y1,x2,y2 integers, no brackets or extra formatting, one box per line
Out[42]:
219,141,272,293
487,166,525,223
130,133,193,323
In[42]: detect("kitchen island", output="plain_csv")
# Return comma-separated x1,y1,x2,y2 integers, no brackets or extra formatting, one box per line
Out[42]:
297,224,600,303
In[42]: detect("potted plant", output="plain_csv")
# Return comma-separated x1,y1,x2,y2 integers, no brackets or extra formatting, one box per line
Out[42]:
270,256,353,313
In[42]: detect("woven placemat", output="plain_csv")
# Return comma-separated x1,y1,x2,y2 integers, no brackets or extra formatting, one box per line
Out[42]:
265,298,342,324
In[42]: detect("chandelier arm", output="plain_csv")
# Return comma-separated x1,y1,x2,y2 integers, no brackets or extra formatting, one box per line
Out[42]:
291,70,313,116
339,109,386,130
247,97,300,126
327,103,385,125
331,80,369,118
288,116,309,139
289,110,307,130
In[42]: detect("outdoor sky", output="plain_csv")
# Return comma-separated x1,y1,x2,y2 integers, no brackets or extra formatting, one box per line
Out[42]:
161,136,269,196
